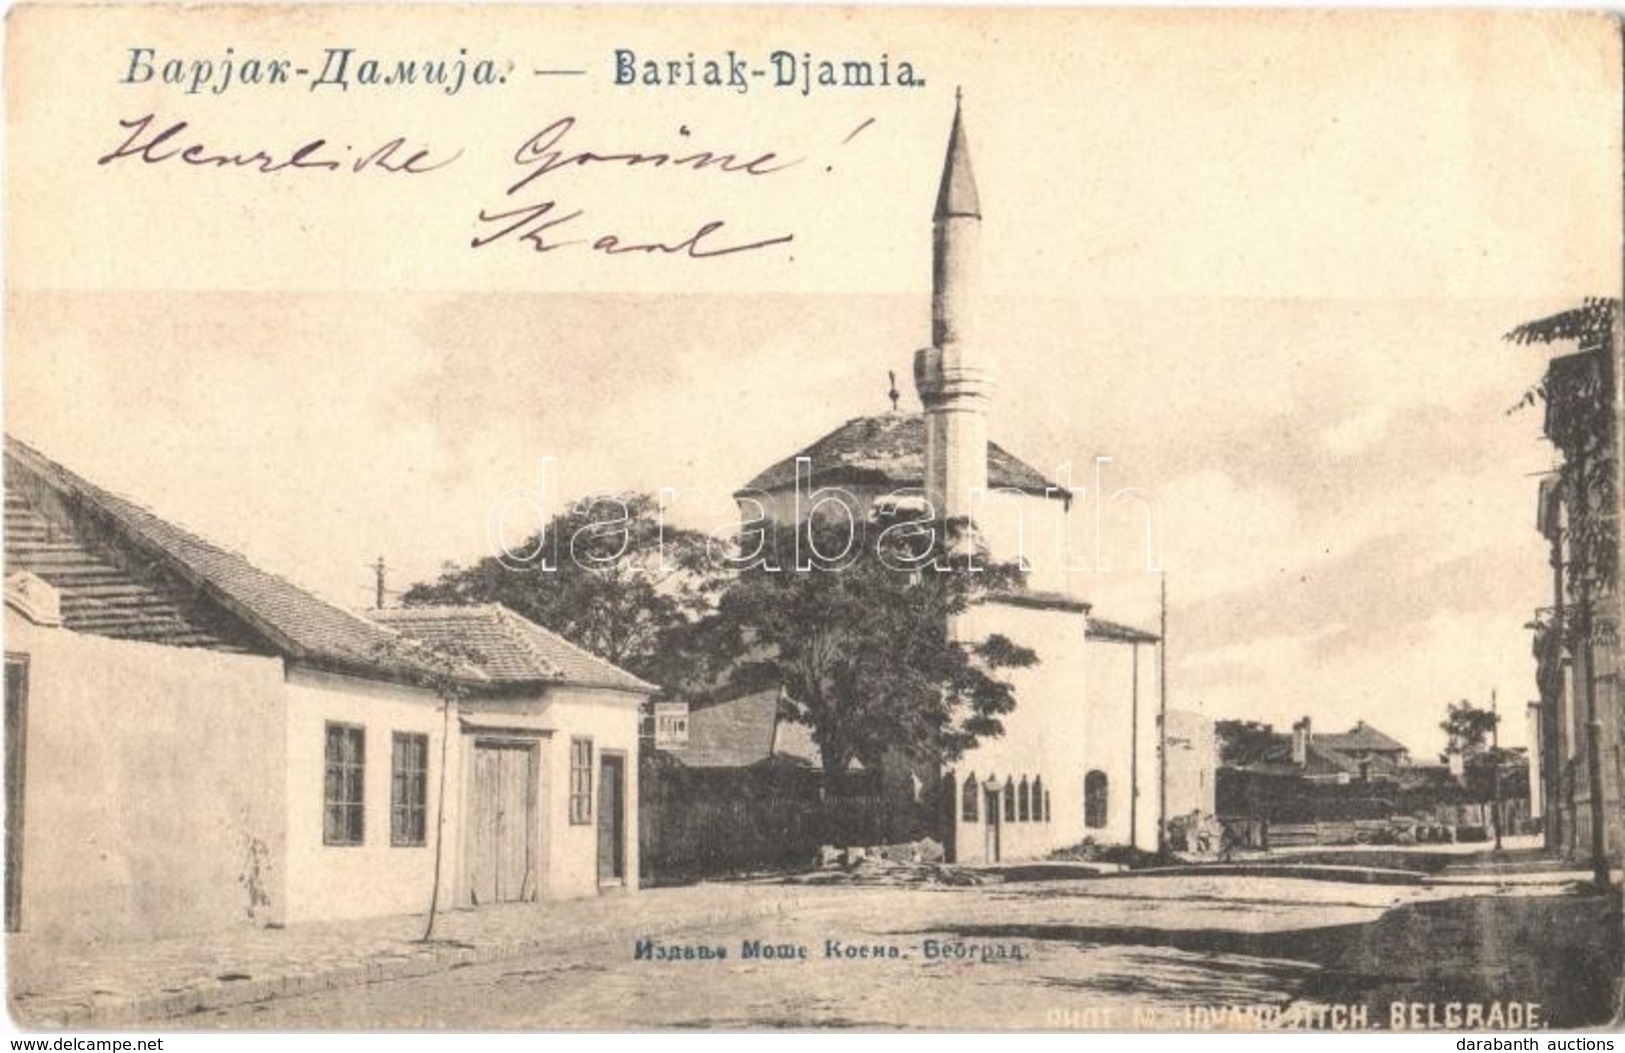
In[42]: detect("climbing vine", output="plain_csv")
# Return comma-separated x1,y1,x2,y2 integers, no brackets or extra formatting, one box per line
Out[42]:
1506,297,1620,630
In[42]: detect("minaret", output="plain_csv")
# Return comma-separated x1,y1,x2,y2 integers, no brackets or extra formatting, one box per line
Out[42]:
914,91,992,531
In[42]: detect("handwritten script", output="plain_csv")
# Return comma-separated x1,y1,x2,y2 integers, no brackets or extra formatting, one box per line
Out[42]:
473,116,798,258
96,112,838,261
97,113,459,175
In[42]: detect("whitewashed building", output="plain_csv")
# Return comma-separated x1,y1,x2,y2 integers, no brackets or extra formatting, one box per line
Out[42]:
3,437,650,943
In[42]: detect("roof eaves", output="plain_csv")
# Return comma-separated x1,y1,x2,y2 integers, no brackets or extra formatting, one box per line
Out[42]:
5,442,308,660
984,588,1090,615
1085,615,1160,644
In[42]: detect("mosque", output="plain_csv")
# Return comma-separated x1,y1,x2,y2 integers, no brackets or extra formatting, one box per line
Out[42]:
736,97,1162,861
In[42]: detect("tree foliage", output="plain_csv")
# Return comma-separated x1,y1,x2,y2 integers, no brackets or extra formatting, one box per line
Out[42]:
1440,699,1497,761
1505,298,1620,613
401,493,720,691
1215,719,1276,767
1439,699,1518,808
401,496,1044,779
707,515,1038,779
1505,298,1618,350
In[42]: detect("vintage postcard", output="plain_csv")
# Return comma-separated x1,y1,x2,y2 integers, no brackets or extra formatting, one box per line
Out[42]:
3,1,1623,1035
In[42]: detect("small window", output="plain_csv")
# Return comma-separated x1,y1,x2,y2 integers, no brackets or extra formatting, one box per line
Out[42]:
961,772,978,822
1018,777,1031,822
1044,790,1052,823
1033,776,1045,823
1003,777,1016,823
391,732,428,847
570,737,594,824
324,723,365,846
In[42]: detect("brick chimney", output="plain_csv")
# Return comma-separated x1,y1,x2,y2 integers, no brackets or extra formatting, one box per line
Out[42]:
1291,717,1312,767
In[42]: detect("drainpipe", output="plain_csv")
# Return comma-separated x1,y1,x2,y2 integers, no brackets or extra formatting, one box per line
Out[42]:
1158,574,1168,853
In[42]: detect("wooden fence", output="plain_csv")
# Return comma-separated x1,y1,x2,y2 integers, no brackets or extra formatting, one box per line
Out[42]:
639,766,883,878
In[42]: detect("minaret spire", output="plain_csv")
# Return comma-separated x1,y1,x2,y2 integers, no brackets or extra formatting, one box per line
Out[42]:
935,88,981,223
914,91,993,535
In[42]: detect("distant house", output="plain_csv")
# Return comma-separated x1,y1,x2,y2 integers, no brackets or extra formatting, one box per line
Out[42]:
1247,717,1410,784
3,437,652,943
1314,721,1411,771
1216,716,1414,830
1215,715,1529,838
674,688,832,772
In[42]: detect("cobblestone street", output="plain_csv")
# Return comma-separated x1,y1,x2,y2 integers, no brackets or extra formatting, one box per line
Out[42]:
176,873,1616,1031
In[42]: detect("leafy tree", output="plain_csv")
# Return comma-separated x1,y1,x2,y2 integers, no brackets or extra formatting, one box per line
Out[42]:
1215,719,1277,767
403,495,1042,795
1440,699,1497,762
707,514,1038,783
1440,699,1514,821
401,493,721,693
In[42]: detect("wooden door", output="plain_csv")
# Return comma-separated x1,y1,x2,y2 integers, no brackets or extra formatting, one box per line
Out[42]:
597,754,624,884
468,742,535,905
1085,770,1108,830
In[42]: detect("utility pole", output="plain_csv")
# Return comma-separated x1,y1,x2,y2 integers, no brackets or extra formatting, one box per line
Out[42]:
1579,579,1612,890
1606,290,1625,889
1158,574,1168,853
372,556,388,610
1130,642,1139,850
1492,689,1503,852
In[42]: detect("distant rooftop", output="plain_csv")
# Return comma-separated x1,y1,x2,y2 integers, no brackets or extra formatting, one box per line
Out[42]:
741,414,1067,499
367,604,655,695
1314,720,1409,755
674,688,849,771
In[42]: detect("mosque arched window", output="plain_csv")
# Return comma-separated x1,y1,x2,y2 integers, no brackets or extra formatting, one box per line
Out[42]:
1085,770,1108,829
961,772,978,822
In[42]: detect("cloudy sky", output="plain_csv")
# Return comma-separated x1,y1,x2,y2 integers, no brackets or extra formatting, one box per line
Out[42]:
8,6,1620,757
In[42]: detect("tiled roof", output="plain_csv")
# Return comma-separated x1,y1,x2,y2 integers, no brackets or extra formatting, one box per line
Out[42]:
675,688,841,770
4,436,440,681
1316,722,1409,754
1305,742,1364,775
1251,736,1404,777
677,689,783,768
368,604,656,695
5,482,258,651
740,414,1066,498
989,589,1090,615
